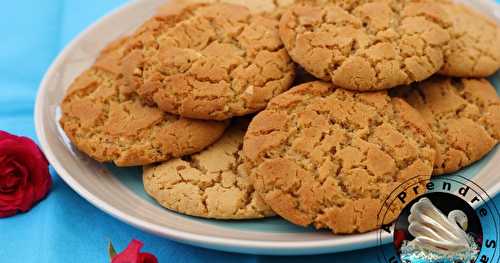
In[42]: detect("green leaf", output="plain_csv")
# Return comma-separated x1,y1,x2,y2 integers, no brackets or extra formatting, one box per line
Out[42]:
108,241,118,260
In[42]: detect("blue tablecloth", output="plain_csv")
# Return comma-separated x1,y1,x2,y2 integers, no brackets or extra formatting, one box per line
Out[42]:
0,1,499,262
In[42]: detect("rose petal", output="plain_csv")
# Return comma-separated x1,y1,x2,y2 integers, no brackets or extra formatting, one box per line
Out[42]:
6,137,52,201
0,208,18,217
0,172,21,192
18,184,35,212
112,240,143,263
0,179,29,215
0,159,22,193
139,253,158,263
11,159,29,185
0,140,33,164
0,157,14,175
0,191,22,216
0,183,25,204
0,131,14,141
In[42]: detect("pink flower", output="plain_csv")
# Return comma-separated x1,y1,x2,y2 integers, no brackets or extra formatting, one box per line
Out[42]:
0,131,52,217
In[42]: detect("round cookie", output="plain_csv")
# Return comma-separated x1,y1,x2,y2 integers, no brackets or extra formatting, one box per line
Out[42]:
143,120,274,219
243,81,436,234
439,3,500,77
395,77,500,175
279,1,451,91
60,37,228,167
122,3,295,121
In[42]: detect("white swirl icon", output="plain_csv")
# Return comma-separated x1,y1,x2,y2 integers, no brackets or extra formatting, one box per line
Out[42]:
400,197,480,262
408,197,470,253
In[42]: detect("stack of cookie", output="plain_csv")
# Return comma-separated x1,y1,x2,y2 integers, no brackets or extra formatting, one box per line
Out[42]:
59,0,500,235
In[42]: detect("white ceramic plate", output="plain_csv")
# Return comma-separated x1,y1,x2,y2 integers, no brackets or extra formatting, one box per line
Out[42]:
35,0,500,255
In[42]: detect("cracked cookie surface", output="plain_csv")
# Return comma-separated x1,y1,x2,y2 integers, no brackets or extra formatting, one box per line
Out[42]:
243,81,436,234
60,37,228,167
156,0,298,16
122,3,295,121
396,77,500,175
279,1,450,91
143,120,274,219
438,3,500,77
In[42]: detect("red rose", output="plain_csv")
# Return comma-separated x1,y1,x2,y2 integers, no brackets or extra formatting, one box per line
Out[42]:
0,131,52,217
112,240,158,263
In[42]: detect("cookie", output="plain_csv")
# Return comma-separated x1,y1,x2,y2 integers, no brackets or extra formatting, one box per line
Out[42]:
395,77,500,175
121,3,295,120
243,81,436,234
143,120,274,219
60,37,228,167
439,3,500,77
156,0,297,16
279,1,450,91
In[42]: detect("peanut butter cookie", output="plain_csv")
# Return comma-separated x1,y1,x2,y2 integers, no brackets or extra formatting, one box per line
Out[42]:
439,3,500,77
396,77,500,175
143,120,274,219
279,1,450,91
60,37,228,167
243,81,436,234
156,0,298,16
122,3,295,120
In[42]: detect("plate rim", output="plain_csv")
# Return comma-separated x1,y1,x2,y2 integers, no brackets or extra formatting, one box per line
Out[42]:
34,0,500,256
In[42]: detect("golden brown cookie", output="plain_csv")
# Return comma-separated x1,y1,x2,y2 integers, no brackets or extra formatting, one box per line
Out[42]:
243,81,436,234
60,37,228,167
156,0,298,16
439,3,500,77
143,120,274,219
121,3,295,121
279,1,451,91
396,77,500,175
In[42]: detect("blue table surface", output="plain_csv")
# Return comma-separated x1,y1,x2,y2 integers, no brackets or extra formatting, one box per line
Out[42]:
0,1,499,262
